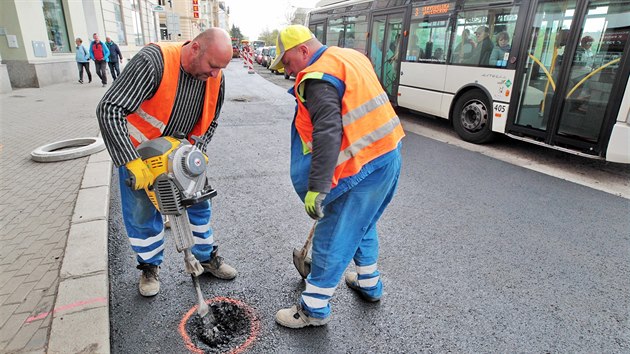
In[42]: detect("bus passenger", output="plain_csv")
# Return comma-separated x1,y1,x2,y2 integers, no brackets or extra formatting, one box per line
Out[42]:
468,26,493,65
407,33,424,61
575,35,594,70
453,29,475,63
269,25,404,329
489,31,511,67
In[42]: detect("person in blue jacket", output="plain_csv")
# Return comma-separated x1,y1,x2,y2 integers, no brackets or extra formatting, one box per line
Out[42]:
75,38,92,84
105,36,123,80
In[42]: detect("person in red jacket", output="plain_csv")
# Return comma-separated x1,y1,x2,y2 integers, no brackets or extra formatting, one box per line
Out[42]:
89,33,110,87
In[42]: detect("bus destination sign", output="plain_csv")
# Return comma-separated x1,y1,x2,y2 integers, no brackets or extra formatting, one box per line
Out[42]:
412,2,454,18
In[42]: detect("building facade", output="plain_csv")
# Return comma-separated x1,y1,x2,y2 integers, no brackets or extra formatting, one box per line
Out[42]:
0,0,230,92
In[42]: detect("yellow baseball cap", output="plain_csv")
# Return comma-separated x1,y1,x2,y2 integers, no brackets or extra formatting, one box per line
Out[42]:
269,25,315,71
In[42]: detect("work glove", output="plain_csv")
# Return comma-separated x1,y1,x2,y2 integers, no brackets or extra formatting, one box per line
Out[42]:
125,158,154,190
305,191,326,220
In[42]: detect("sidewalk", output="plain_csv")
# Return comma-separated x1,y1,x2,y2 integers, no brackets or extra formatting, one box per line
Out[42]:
0,80,112,353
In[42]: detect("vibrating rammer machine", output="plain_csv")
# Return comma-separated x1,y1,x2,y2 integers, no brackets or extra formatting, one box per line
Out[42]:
128,135,217,321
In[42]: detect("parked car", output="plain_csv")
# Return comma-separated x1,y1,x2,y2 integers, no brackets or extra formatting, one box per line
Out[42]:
254,47,265,65
263,46,275,68
259,47,271,66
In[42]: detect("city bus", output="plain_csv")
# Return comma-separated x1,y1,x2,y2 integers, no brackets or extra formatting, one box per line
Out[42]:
252,40,266,50
306,0,630,163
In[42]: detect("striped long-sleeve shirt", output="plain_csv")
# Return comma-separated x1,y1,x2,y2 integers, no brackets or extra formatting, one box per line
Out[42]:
96,44,225,167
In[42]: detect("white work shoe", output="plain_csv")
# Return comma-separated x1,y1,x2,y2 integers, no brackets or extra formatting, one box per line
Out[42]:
201,249,237,280
345,272,380,302
275,304,331,329
137,264,160,297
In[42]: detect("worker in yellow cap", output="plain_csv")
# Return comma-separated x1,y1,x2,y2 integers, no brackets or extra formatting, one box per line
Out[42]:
270,25,405,328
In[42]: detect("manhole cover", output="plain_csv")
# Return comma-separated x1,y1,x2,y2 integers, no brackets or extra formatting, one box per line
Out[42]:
180,297,259,354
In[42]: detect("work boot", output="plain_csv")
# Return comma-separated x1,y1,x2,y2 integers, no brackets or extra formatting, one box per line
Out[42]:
201,248,237,280
345,272,381,302
137,264,160,297
275,304,331,329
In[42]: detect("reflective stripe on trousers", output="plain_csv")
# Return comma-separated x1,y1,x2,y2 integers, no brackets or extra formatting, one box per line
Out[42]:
118,166,215,265
300,150,402,319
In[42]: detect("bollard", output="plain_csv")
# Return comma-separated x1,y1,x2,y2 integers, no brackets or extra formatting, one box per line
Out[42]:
247,49,255,74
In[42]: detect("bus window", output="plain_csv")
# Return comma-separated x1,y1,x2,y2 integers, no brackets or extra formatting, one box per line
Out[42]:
309,22,325,43
451,6,519,67
327,17,344,47
407,18,450,63
344,15,369,53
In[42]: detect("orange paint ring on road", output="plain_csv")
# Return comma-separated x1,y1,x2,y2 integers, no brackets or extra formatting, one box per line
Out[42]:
179,297,260,354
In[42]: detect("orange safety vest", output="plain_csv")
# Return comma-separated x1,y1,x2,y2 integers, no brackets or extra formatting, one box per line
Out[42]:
126,42,222,147
294,46,405,187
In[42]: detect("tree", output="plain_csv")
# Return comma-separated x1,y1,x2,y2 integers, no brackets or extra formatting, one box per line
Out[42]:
258,28,280,46
230,25,244,42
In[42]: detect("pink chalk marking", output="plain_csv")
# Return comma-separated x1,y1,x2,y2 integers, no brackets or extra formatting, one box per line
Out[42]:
25,297,107,323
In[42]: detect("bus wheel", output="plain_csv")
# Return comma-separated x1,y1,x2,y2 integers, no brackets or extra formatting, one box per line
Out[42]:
452,90,495,144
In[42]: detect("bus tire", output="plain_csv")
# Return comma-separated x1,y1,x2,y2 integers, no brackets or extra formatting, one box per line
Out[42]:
452,90,495,144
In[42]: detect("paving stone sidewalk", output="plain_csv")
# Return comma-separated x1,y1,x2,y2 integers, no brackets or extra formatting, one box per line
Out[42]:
0,81,109,352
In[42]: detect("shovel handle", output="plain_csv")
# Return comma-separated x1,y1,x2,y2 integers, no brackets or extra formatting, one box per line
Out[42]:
301,221,316,257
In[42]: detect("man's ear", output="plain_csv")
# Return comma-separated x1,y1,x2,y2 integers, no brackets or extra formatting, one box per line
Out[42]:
299,44,309,59
191,41,201,55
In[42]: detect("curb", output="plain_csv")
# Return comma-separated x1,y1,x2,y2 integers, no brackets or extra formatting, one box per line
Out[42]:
48,146,112,354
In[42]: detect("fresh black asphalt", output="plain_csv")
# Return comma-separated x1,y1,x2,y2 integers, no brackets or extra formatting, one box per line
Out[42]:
108,60,630,353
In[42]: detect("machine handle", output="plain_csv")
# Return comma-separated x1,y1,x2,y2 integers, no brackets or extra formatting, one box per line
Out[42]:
125,176,135,188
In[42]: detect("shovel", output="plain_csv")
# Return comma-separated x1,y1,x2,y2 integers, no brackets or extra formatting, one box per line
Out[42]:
293,221,317,279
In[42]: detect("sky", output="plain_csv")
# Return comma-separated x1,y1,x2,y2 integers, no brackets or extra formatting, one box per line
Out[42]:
226,0,320,40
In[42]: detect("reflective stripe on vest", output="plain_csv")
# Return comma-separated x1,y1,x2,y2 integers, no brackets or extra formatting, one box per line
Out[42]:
294,46,404,186
126,42,222,147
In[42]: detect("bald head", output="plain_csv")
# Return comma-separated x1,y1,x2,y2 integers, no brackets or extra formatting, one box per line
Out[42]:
194,28,232,62
182,27,233,81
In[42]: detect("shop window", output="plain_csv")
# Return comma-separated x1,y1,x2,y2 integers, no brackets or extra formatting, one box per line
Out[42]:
130,0,144,46
42,0,71,53
114,1,127,45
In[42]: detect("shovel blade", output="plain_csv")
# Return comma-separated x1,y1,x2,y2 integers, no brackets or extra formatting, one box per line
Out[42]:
293,248,311,279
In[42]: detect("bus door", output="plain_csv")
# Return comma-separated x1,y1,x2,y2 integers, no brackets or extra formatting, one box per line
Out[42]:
370,11,405,100
510,0,630,156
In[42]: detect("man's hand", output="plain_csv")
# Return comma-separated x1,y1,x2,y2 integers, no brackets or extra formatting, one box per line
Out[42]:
125,158,154,190
305,191,326,220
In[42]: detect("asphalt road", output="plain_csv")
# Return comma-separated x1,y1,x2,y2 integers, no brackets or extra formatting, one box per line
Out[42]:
108,59,630,353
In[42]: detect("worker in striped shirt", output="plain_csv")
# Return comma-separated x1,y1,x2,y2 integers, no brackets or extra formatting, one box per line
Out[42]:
96,28,237,297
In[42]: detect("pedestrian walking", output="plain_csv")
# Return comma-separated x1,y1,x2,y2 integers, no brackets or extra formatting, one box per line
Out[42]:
105,36,123,80
96,28,237,298
269,25,405,328
75,38,92,84
90,33,109,87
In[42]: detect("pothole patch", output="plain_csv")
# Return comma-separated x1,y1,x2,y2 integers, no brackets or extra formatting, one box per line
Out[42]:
180,297,260,354
230,96,257,103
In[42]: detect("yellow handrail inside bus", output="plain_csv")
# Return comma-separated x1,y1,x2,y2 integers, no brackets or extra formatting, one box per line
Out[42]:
566,57,621,98
528,53,557,91
528,52,557,115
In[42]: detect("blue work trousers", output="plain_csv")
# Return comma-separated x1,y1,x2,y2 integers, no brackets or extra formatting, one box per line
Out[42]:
301,151,402,318
118,166,215,265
